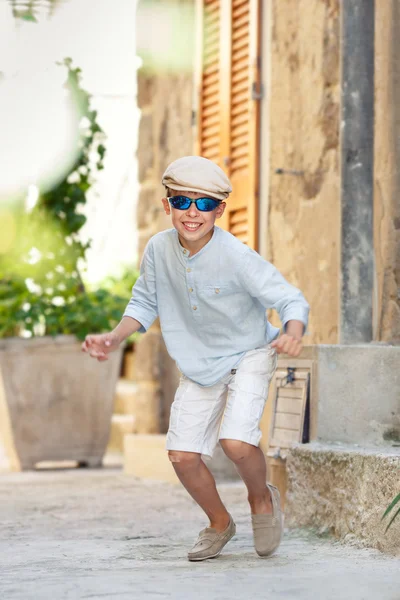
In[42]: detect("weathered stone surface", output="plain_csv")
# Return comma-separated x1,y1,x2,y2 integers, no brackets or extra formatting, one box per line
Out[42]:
137,111,154,182
113,379,138,415
2,469,400,598
134,328,162,382
374,0,400,342
268,0,340,344
107,414,136,453
286,442,400,556
0,336,123,471
137,186,159,229
314,345,400,446
159,338,180,433
134,381,162,433
137,69,155,109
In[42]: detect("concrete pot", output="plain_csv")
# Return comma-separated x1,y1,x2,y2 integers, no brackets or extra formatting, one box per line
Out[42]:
0,336,123,471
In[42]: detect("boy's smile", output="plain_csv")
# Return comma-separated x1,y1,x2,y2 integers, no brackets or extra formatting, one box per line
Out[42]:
162,191,226,255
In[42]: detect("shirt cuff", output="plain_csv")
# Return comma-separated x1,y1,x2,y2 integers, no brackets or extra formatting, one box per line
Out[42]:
281,308,309,334
123,308,155,333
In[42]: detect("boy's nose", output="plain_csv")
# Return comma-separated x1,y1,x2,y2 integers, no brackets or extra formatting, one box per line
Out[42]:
186,202,200,217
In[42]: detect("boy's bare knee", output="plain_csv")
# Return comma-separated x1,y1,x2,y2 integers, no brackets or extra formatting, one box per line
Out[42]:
168,450,201,468
220,439,252,463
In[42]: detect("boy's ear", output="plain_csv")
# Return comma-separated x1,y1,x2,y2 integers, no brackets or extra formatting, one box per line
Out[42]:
215,201,226,219
162,197,171,215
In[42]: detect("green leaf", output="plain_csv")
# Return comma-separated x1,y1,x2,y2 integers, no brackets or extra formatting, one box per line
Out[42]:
385,506,400,533
381,493,400,520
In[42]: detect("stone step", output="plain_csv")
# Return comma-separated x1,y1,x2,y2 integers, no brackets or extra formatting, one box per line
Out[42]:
113,378,138,415
107,414,136,453
286,441,400,556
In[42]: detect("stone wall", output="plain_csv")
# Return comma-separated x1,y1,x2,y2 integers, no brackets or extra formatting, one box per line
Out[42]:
134,0,195,432
266,0,341,345
266,0,400,344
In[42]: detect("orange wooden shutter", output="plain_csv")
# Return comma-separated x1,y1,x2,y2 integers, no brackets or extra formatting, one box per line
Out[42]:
194,0,261,250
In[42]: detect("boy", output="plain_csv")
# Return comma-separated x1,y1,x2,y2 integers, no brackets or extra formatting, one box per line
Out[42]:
82,156,309,562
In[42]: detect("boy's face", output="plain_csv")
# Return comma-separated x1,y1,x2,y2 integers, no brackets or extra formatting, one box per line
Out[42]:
162,191,226,247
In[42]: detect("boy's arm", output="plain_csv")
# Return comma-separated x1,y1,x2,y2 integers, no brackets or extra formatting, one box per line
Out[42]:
112,316,143,343
239,250,309,355
122,239,159,333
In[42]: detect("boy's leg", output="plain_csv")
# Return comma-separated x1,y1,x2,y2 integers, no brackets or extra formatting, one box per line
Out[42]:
218,345,282,556
168,450,230,531
218,440,272,514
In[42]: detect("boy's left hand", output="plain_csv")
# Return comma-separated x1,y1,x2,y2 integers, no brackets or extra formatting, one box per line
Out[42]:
271,334,303,357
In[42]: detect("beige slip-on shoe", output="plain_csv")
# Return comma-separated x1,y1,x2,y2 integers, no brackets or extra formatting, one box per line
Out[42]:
188,515,236,562
251,484,283,557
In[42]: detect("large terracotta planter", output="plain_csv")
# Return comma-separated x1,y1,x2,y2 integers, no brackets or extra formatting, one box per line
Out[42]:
0,336,123,471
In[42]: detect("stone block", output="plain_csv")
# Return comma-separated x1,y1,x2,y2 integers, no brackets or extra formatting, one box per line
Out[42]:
314,345,400,445
159,338,180,432
107,414,136,453
137,112,154,182
137,70,155,109
286,442,400,556
124,433,179,484
137,186,159,230
135,381,161,433
134,329,162,382
122,351,136,382
113,379,138,415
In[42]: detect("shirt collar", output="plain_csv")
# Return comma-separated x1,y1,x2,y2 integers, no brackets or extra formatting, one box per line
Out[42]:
175,226,219,259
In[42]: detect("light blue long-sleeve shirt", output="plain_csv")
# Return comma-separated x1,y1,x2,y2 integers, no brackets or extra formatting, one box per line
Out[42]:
123,226,309,386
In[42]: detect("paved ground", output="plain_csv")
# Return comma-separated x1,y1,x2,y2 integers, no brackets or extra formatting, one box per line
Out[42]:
1,467,399,600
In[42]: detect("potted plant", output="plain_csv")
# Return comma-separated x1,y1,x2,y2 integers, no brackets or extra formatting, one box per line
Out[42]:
0,59,137,471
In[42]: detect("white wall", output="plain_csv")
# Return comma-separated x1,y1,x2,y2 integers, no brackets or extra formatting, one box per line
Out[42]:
0,0,140,283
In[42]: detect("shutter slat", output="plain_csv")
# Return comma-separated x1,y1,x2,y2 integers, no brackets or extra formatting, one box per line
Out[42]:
196,0,260,249
203,91,219,108
202,103,220,119
230,207,247,224
202,112,220,129
202,133,220,150
231,111,248,127
203,81,219,99
231,132,248,150
232,78,249,95
233,2,249,18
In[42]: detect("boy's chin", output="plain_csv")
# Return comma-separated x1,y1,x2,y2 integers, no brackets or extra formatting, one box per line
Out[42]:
179,225,213,241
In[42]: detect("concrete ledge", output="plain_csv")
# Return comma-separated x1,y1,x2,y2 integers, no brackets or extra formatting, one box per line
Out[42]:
286,442,400,556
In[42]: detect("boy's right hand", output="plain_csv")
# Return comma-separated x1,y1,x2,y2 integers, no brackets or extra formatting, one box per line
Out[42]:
81,332,120,361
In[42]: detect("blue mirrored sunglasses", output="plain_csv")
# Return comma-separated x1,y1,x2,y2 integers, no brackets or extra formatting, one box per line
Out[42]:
167,195,221,212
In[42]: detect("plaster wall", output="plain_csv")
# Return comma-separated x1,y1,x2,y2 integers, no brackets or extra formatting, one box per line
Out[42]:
265,0,340,345
374,0,400,342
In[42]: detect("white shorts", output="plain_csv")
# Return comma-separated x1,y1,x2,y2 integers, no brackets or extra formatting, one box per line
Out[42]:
166,345,277,458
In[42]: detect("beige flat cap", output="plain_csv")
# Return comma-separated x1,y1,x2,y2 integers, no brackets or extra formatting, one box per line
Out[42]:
162,156,232,200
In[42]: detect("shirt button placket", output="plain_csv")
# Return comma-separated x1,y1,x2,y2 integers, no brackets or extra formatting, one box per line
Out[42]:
185,259,198,317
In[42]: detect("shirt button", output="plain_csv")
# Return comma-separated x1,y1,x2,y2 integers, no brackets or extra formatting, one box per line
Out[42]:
192,306,197,311
183,249,187,255
189,287,193,293
215,288,220,294
187,268,191,273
